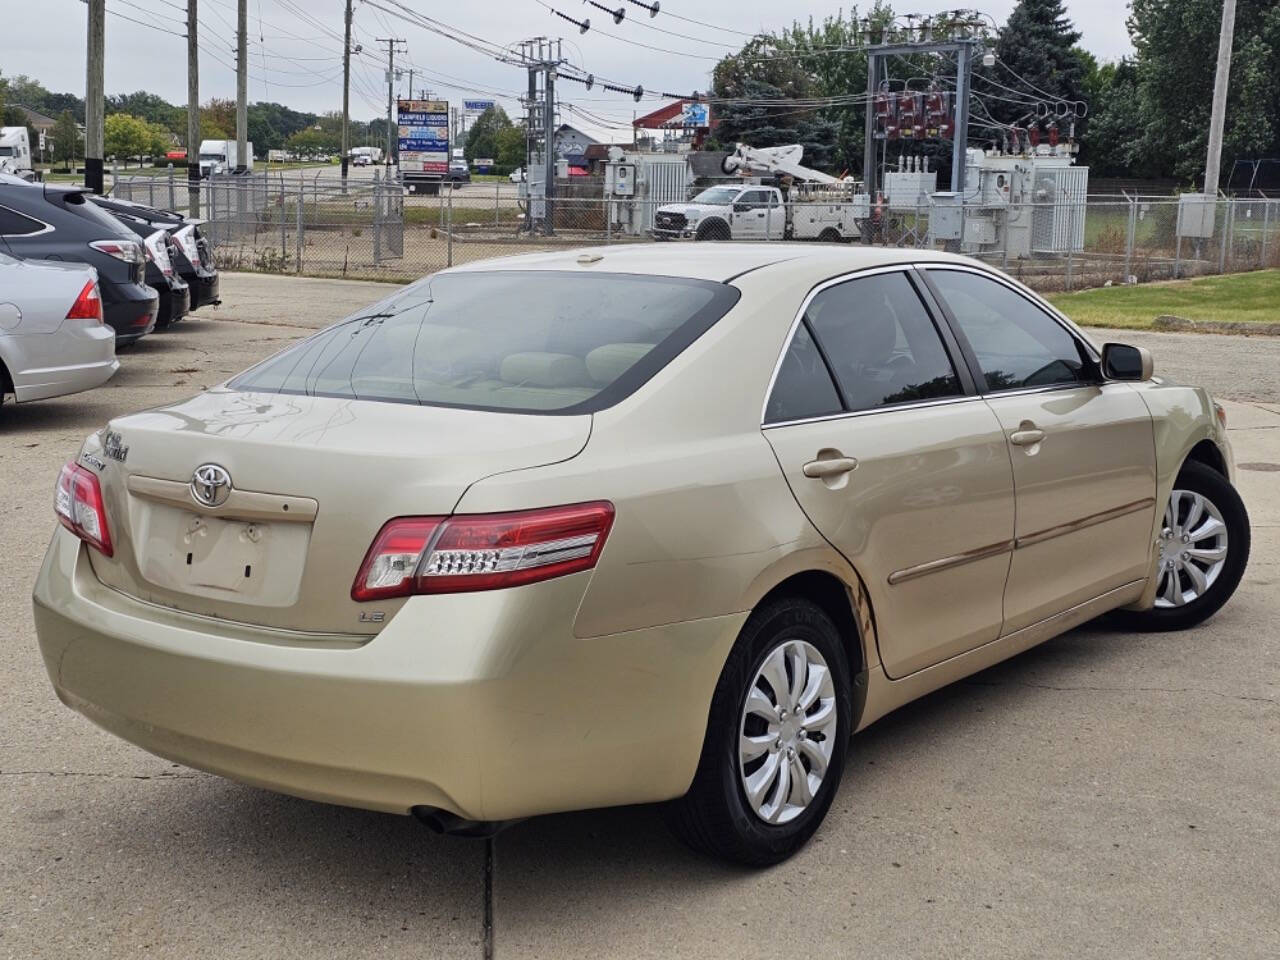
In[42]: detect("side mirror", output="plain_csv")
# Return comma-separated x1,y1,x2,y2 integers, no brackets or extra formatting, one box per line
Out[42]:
1101,342,1153,381
733,203,750,213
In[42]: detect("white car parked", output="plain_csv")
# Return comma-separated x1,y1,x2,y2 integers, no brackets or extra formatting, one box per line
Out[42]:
0,252,118,407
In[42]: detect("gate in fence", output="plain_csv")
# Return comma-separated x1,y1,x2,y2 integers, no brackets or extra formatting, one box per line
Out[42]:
373,172,404,261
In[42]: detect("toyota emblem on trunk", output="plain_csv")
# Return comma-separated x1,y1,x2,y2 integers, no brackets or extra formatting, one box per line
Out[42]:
191,464,233,507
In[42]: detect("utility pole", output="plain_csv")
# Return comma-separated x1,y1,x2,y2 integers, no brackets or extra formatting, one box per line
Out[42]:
406,68,415,101
513,38,563,235
376,38,406,169
235,0,247,172
544,61,557,233
85,0,105,194
341,0,352,184
187,0,200,215
1203,0,1238,196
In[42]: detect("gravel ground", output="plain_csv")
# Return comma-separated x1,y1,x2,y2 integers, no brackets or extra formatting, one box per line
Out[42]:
2,272,1277,959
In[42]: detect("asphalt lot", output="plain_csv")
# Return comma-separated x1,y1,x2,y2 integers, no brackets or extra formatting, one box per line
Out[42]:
2,272,1278,959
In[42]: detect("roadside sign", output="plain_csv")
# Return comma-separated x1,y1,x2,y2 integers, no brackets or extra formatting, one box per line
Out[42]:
398,99,449,175
464,100,495,113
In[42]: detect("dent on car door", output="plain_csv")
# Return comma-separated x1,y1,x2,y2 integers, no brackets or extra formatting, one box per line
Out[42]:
763,269,1016,679
924,268,1157,634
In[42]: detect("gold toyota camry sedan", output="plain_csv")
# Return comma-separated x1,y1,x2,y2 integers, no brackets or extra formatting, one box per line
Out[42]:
33,245,1250,865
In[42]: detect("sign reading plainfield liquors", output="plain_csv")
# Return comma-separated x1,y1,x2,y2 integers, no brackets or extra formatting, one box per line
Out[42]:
397,99,449,175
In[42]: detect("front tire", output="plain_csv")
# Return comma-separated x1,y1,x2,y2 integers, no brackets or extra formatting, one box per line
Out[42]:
695,220,731,241
1112,460,1249,631
664,598,851,866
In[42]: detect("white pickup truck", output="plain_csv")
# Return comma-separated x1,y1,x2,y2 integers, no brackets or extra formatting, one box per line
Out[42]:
653,185,785,241
653,182,870,242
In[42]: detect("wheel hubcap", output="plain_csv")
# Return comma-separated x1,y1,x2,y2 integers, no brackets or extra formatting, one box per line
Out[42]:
1154,488,1228,608
738,639,838,825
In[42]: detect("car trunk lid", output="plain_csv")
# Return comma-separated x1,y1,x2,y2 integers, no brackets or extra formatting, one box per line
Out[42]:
84,387,591,635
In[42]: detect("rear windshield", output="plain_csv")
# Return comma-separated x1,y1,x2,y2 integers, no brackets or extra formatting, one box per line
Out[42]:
230,270,740,414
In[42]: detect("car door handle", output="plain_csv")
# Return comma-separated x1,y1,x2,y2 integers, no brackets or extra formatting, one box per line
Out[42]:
1010,429,1045,446
803,457,859,478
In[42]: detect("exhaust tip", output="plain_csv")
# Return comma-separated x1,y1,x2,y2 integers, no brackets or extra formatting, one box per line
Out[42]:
411,806,519,838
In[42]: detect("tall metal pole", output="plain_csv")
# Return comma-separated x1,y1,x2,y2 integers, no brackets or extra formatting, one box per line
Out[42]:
544,63,556,235
862,52,878,200
85,0,105,194
526,60,537,234
235,0,248,172
1203,0,1238,196
341,0,352,185
376,38,405,169
187,1,200,215
951,42,973,195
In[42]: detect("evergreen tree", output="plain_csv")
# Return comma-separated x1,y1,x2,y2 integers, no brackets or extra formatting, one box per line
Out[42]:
985,0,1085,128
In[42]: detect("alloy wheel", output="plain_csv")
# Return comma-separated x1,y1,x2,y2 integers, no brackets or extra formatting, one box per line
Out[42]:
1154,488,1229,608
738,639,838,824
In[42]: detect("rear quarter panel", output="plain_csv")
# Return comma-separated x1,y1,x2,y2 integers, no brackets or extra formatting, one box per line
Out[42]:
451,267,859,643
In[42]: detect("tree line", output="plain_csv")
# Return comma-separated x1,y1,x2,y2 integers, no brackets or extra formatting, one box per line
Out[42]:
0,71,392,167
709,0,1280,189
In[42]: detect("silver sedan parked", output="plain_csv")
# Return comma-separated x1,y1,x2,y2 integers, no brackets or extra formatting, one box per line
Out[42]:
0,251,118,407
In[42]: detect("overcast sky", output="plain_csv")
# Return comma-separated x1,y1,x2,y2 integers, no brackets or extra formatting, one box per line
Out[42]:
6,0,1135,138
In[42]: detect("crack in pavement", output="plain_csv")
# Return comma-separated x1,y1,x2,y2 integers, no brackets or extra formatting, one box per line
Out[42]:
964,680,1277,704
0,769,202,780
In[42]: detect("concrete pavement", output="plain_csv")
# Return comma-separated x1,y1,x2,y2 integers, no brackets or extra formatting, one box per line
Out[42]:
1,273,1277,958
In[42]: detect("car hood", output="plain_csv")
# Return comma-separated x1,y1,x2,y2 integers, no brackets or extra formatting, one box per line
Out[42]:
657,203,724,217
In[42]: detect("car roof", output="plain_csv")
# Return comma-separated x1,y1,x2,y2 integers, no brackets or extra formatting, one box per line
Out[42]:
443,243,981,284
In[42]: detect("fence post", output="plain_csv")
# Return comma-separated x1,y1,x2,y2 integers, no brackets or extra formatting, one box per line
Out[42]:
495,180,500,229
295,177,304,274
447,185,453,268
1263,200,1271,268
167,164,175,209
1065,244,1074,291
372,168,381,263
1124,194,1137,281
1218,200,1229,273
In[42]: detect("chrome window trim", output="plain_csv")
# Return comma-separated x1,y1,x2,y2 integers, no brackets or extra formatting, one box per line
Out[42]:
763,393,982,431
0,203,55,238
760,262,951,426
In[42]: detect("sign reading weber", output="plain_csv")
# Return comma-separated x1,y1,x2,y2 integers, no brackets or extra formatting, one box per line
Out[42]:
398,99,449,191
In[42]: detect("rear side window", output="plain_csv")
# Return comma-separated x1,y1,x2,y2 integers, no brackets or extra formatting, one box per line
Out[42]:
804,271,963,412
0,204,46,236
928,269,1092,391
231,271,739,414
764,321,842,424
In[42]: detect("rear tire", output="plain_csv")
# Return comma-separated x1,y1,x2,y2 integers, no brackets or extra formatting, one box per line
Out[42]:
664,597,851,866
1111,460,1249,632
818,227,842,243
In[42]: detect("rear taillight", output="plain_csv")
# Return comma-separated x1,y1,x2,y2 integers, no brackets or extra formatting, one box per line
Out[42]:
352,501,614,602
54,461,113,557
141,230,174,277
65,281,103,322
173,225,201,266
89,239,143,264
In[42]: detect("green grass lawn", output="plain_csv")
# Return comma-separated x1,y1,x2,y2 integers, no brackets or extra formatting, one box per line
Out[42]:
1048,270,1280,329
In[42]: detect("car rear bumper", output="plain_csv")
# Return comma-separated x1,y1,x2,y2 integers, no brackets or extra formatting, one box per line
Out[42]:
102,282,158,343
32,528,743,821
157,282,191,327
4,323,118,402
189,269,219,309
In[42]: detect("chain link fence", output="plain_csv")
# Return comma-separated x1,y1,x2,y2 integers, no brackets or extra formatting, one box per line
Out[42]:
110,170,1280,295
